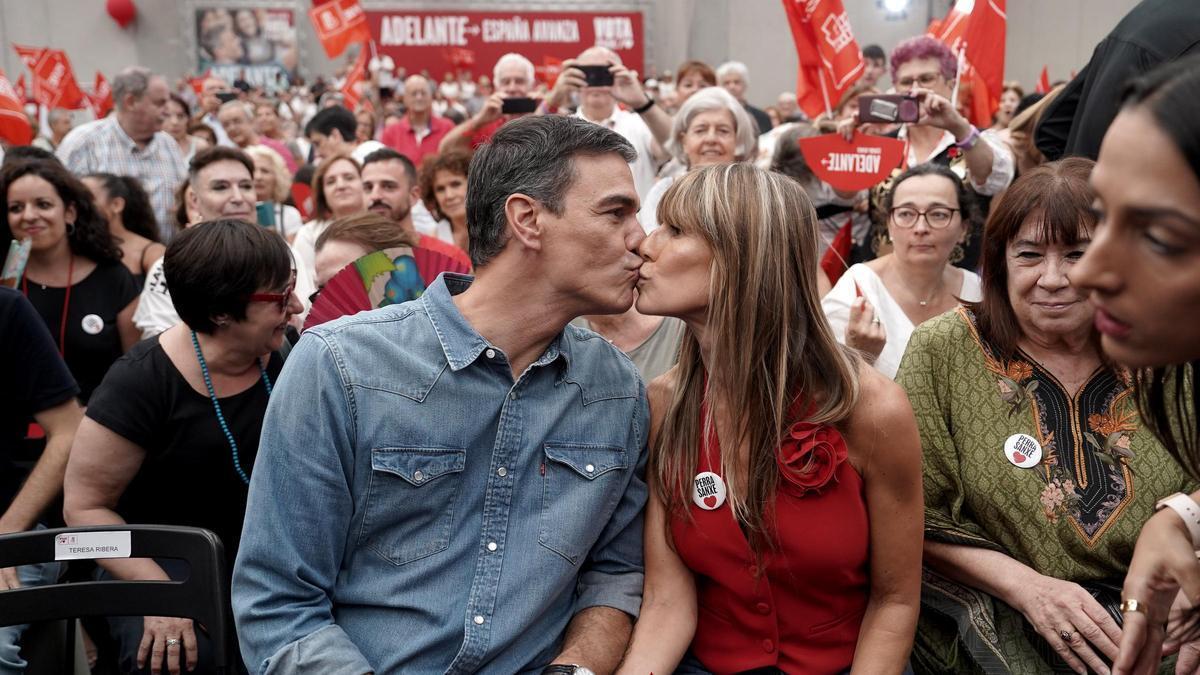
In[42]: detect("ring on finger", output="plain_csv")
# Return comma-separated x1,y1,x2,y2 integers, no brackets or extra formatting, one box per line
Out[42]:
1120,598,1144,614
871,317,881,325
1059,628,1074,643
165,638,180,647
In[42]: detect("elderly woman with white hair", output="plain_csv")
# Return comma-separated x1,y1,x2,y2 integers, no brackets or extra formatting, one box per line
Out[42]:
245,144,303,242
638,86,758,233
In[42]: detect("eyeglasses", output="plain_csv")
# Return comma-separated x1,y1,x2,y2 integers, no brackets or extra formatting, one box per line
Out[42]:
249,274,296,311
896,72,942,89
889,206,959,229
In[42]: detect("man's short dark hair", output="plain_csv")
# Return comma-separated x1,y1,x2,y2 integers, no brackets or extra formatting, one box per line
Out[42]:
362,147,417,186
863,44,887,63
466,115,635,267
304,106,356,141
165,218,293,334
2,145,59,167
189,146,254,187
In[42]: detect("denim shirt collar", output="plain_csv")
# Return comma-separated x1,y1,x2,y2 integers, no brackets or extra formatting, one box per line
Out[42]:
422,273,572,374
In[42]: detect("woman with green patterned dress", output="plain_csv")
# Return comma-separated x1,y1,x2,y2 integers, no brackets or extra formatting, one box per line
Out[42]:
897,158,1196,674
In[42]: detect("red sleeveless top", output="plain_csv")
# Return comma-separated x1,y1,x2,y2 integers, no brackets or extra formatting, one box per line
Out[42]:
670,404,870,674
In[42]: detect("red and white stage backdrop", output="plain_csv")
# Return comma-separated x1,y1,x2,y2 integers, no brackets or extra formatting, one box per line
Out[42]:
367,10,644,82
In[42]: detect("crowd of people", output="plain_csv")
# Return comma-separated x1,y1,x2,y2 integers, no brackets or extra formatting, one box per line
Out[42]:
1,2,1199,673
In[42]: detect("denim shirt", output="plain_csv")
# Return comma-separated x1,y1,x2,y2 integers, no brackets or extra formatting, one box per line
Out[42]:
233,274,649,674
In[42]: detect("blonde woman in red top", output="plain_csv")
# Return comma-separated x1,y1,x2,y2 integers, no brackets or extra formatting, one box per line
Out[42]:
619,163,923,674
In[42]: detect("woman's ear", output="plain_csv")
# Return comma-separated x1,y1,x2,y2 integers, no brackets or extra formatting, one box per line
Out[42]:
110,196,126,218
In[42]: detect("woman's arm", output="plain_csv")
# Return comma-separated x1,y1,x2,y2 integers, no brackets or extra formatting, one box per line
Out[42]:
617,369,697,674
62,418,168,582
117,297,140,352
847,370,923,674
924,540,1123,673
616,485,697,675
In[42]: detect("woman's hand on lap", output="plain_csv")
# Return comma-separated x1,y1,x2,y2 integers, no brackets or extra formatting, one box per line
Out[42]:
138,615,198,675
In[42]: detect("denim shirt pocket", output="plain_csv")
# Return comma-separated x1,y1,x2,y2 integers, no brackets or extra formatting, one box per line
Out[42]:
538,442,629,565
359,446,466,566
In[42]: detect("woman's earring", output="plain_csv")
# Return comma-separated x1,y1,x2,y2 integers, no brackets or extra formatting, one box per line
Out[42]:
950,242,965,265
66,222,76,236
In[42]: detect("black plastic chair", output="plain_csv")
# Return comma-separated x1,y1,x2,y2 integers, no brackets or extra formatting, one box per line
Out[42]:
0,524,235,673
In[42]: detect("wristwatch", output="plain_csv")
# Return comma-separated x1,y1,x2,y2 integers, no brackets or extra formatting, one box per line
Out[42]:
1155,492,1200,549
541,665,595,675
632,95,655,114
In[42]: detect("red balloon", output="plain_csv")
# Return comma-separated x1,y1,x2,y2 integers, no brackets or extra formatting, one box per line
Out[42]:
106,0,137,28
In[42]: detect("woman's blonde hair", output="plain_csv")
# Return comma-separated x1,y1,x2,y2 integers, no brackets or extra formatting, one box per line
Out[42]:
653,163,860,554
245,145,291,202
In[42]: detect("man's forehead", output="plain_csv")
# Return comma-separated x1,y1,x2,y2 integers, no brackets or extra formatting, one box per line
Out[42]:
363,161,406,182
495,64,528,81
201,161,252,182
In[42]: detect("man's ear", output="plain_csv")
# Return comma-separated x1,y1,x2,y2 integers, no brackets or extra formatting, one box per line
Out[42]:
505,193,543,253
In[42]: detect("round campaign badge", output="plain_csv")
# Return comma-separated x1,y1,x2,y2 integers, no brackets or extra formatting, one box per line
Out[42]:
1004,433,1043,469
81,314,105,335
692,471,727,511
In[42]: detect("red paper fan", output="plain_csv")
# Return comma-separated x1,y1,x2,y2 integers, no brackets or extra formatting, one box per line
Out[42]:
304,245,471,330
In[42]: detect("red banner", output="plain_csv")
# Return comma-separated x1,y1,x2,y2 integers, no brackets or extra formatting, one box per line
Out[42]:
782,0,864,119
90,72,113,118
0,69,33,145
1036,66,1051,94
367,10,643,84
929,0,1006,128
798,132,906,192
12,45,86,110
309,0,371,58
14,75,26,105
341,49,370,111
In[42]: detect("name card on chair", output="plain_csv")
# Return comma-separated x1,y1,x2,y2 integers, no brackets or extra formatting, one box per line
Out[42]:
54,531,132,561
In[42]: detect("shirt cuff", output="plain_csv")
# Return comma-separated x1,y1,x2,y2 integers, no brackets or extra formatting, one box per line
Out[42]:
573,569,645,619
968,130,1016,196
261,624,374,675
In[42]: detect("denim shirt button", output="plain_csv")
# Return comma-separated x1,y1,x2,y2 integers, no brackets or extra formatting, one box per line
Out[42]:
497,467,507,477
509,391,517,399
473,615,485,625
413,470,424,483
585,464,595,474
485,348,496,359
487,541,498,552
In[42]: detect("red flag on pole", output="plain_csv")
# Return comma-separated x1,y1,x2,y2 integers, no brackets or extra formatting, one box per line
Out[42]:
929,0,1007,128
12,45,87,110
14,75,26,105
90,72,114,118
309,0,371,58
820,215,855,285
341,49,370,111
1036,66,1051,94
0,69,34,145
782,0,864,120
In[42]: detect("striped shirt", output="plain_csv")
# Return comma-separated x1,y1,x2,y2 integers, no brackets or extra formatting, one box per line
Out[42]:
57,117,187,242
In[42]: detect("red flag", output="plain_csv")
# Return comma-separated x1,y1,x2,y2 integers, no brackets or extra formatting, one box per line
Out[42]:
0,69,33,145
341,49,371,111
309,0,371,58
14,75,26,105
1036,66,1051,94
534,56,564,86
820,216,855,285
782,0,864,120
13,45,87,110
929,0,1006,128
89,71,114,118
188,69,213,96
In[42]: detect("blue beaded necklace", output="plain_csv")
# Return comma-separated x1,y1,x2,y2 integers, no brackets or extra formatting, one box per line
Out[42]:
190,330,273,485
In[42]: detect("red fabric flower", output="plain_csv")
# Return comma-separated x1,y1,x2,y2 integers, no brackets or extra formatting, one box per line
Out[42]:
778,422,848,496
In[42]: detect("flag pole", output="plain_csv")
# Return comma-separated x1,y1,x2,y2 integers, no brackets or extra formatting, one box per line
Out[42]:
818,69,833,119
951,43,966,108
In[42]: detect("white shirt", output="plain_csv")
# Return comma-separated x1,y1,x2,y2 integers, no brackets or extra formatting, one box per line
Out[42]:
576,107,659,201
898,125,1014,196
638,175,674,234
411,200,453,244
132,258,179,339
352,140,386,164
822,263,982,379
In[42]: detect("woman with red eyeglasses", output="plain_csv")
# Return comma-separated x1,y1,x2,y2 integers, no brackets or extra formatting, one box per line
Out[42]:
63,219,300,675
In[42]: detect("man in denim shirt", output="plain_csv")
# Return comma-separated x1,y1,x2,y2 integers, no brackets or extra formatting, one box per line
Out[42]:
233,115,650,674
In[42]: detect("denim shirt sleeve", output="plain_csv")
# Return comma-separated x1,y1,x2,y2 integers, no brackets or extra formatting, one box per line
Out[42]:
232,331,373,675
573,377,651,618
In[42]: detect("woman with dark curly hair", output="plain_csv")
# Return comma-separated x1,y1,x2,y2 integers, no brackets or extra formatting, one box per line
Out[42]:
82,173,165,284
3,159,140,402
417,149,471,252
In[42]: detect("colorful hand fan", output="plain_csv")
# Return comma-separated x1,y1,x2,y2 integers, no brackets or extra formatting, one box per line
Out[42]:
304,245,472,330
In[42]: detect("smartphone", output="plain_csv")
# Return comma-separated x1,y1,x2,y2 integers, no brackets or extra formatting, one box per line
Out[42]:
859,94,919,124
215,91,239,104
577,64,615,87
501,97,539,114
